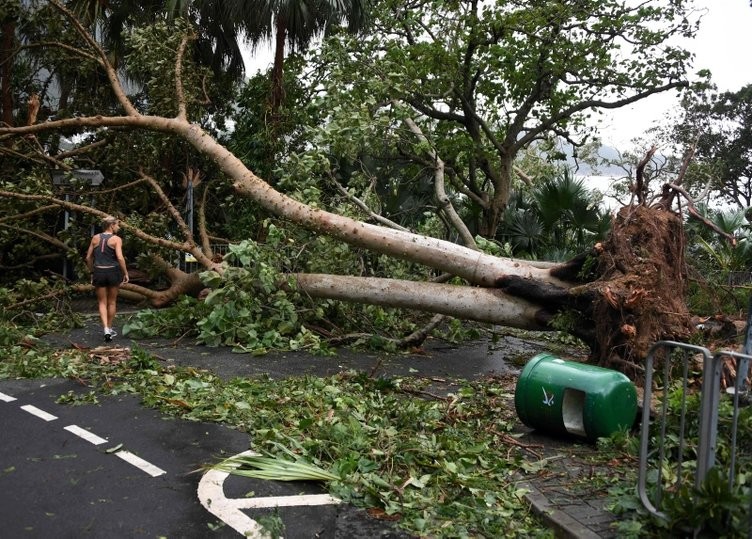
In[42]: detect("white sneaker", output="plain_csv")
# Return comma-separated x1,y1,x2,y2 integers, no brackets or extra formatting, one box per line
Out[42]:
108,328,118,337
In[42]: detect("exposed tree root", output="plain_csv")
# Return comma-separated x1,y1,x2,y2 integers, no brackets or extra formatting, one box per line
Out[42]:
588,204,693,377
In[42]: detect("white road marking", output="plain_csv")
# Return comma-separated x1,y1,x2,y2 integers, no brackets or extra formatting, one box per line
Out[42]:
64,424,108,445
235,493,342,509
5,395,167,479
197,450,341,537
115,450,167,477
20,404,57,422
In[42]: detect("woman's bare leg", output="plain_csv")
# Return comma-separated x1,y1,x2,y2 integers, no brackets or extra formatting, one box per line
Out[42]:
106,286,119,329
95,286,109,332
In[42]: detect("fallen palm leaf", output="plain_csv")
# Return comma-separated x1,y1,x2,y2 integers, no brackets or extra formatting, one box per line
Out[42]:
209,452,339,482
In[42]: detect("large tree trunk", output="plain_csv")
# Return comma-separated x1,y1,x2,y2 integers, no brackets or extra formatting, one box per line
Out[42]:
0,3,695,378
0,114,695,376
293,273,553,330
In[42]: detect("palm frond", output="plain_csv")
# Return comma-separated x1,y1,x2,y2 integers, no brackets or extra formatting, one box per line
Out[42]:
209,449,340,482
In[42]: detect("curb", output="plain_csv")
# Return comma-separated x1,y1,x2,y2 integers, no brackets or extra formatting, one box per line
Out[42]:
518,476,605,538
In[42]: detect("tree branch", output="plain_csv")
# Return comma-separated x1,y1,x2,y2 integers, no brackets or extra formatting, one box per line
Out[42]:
0,189,190,252
402,114,478,249
326,170,409,231
0,223,72,252
635,145,657,206
666,182,737,246
49,0,140,117
175,33,192,121
197,182,213,256
0,204,59,224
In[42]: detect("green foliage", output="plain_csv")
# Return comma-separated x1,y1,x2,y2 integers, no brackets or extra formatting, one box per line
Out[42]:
498,171,610,260
126,229,329,354
624,380,752,537
56,390,99,406
684,205,752,315
227,58,314,180
548,310,583,334
212,450,340,482
196,235,325,353
661,467,751,537
1,343,550,538
128,345,161,371
125,19,211,118
256,511,285,539
0,281,83,335
676,84,752,210
123,296,208,340
304,0,697,236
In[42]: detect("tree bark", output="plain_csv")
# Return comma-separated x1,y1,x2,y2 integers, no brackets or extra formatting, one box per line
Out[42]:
0,2,697,378
293,273,553,330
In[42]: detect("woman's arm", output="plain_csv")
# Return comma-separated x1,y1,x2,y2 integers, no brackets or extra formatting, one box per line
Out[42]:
113,237,129,283
85,235,97,272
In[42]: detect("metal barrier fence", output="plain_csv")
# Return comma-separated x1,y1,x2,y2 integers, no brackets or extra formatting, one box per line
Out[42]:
729,272,752,287
638,340,752,533
178,244,231,273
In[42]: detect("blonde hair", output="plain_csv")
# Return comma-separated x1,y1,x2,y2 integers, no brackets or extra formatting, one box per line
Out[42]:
102,216,118,227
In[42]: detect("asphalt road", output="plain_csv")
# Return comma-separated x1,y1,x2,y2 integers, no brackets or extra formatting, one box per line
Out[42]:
0,377,409,538
0,317,537,538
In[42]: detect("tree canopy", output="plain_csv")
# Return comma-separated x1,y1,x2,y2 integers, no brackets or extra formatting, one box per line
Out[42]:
676,84,752,210
304,0,699,237
0,0,716,372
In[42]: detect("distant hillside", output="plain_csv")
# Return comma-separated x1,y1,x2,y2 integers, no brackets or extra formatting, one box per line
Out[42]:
565,143,633,178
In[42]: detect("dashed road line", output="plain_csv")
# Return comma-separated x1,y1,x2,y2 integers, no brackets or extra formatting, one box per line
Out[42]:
64,424,108,445
2,391,166,478
20,404,58,422
115,449,167,477
198,450,340,537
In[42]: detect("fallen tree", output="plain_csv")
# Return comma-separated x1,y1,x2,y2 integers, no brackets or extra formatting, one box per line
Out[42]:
0,1,706,377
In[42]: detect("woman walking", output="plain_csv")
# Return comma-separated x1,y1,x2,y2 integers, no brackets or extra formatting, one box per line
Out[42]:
86,216,129,342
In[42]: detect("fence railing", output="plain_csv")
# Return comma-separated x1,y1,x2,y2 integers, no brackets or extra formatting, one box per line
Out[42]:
728,271,752,287
178,244,231,273
638,340,752,533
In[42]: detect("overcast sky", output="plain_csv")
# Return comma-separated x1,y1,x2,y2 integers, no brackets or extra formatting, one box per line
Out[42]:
599,0,752,147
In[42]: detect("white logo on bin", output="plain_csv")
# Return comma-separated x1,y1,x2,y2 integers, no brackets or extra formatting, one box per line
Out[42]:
542,388,555,406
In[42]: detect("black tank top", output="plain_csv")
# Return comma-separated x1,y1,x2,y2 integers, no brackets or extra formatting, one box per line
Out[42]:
93,233,118,266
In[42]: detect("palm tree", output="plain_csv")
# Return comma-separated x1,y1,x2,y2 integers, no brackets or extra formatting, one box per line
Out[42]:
532,171,609,252
687,205,752,282
68,0,370,116
165,0,371,109
498,171,610,261
240,0,370,113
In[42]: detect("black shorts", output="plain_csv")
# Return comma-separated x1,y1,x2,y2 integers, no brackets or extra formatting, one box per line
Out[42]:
92,267,122,287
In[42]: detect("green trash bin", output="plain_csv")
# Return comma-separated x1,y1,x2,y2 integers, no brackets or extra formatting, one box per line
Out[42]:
514,353,637,441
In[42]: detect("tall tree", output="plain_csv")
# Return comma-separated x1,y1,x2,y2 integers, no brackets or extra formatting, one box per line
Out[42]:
166,0,370,113
309,0,699,237
242,0,369,113
0,0,711,375
676,84,752,210
0,1,19,126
